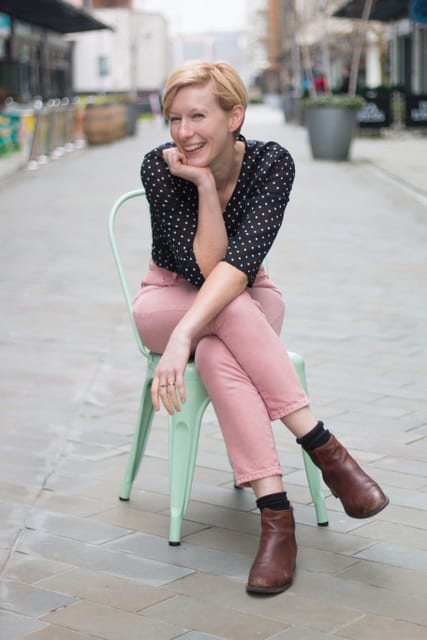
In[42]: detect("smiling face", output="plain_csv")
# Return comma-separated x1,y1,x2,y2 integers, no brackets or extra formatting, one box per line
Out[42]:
168,82,243,171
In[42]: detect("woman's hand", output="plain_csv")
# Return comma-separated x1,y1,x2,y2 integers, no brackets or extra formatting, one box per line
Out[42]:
151,263,248,415
162,147,212,187
151,329,191,415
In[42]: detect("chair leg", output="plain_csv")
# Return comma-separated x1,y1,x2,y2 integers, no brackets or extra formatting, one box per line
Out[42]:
289,351,329,527
168,369,210,546
119,376,155,501
302,450,329,525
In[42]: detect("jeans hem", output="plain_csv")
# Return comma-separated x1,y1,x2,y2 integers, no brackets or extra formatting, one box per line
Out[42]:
235,466,283,488
269,398,309,422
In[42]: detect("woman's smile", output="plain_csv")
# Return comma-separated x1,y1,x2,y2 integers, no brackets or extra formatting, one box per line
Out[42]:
183,142,206,154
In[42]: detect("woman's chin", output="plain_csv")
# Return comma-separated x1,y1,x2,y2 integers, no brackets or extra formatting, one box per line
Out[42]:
186,157,208,168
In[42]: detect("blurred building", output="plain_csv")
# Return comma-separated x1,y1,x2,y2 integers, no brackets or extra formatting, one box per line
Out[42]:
70,7,168,96
334,0,427,94
259,0,385,95
170,31,250,85
0,1,168,101
0,0,111,101
255,0,426,97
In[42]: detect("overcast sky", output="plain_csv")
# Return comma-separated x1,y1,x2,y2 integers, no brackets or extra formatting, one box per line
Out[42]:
134,0,248,34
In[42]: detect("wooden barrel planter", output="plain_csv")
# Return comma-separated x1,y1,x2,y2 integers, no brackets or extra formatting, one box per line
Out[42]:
83,104,127,145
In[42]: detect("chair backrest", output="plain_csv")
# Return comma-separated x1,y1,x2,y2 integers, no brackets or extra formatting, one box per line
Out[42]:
108,188,149,358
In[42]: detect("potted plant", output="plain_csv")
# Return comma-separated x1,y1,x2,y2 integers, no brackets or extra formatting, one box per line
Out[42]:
304,93,365,160
303,0,373,161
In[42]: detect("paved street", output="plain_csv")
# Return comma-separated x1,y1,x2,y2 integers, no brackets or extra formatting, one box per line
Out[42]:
1,106,427,640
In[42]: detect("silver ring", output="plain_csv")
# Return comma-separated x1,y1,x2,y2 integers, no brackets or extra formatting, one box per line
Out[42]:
160,384,168,388
168,382,175,386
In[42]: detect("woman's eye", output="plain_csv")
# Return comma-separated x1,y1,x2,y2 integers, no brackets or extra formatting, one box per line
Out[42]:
193,113,204,120
169,117,181,124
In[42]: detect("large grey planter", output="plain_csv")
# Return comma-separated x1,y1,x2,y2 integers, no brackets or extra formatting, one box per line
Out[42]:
282,95,294,122
305,106,358,161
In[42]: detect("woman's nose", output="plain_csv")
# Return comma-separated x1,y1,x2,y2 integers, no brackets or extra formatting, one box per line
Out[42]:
177,119,193,138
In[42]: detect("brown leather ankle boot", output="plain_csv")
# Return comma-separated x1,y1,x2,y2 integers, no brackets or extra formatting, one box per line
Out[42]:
307,435,389,518
246,507,297,595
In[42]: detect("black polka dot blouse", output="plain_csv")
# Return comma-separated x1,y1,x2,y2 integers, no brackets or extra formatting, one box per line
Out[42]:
140,134,295,288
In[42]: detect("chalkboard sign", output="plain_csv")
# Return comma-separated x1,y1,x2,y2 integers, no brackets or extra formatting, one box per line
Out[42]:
405,94,427,127
357,91,391,128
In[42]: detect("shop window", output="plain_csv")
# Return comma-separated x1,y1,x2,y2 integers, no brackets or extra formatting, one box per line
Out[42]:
98,55,109,77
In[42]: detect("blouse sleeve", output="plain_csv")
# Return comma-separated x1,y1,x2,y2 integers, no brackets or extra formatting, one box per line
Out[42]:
140,146,206,287
223,143,295,286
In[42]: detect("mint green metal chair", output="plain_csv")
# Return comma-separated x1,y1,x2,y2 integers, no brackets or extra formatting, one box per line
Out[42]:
109,188,328,545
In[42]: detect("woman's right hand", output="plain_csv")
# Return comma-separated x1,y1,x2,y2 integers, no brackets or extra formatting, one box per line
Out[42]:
151,329,191,415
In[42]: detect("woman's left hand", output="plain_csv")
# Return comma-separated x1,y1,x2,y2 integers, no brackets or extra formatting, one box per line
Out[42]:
151,330,191,415
162,147,211,186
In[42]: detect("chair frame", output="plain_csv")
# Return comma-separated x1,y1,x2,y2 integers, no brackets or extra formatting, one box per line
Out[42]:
109,188,328,545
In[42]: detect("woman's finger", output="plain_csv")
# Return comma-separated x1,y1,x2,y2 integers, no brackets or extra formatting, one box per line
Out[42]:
167,382,182,413
151,377,161,411
154,374,182,415
157,379,171,411
175,372,186,406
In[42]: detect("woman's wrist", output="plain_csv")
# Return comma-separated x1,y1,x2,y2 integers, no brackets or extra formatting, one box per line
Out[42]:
196,171,216,192
171,323,194,345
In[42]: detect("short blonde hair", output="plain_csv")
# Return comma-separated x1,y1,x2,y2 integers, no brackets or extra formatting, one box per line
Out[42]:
162,60,248,124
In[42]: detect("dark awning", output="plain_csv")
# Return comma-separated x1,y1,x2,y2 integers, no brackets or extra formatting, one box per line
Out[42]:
333,0,409,22
0,0,113,33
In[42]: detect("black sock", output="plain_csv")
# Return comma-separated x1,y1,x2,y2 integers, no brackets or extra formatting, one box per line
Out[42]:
297,421,331,451
256,491,290,511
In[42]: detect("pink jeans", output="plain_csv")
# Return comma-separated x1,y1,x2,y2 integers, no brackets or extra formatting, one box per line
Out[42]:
133,261,308,487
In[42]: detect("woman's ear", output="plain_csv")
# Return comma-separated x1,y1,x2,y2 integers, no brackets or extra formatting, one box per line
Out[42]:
228,104,245,134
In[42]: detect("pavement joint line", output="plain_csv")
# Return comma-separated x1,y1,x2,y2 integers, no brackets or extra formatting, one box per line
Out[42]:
362,163,427,208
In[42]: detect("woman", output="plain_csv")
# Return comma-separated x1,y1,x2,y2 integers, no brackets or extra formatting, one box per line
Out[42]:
133,60,388,595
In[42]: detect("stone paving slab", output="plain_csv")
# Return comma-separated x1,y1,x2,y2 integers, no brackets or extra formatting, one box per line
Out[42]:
0,106,426,639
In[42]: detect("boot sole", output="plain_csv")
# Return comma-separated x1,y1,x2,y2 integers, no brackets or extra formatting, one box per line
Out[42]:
343,495,389,519
246,580,292,595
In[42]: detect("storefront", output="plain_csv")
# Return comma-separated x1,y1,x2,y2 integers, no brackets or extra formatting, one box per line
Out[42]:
334,0,427,94
334,0,427,128
0,0,111,101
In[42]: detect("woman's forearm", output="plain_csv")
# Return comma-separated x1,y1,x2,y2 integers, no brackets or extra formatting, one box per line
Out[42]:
193,175,228,277
173,261,248,342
